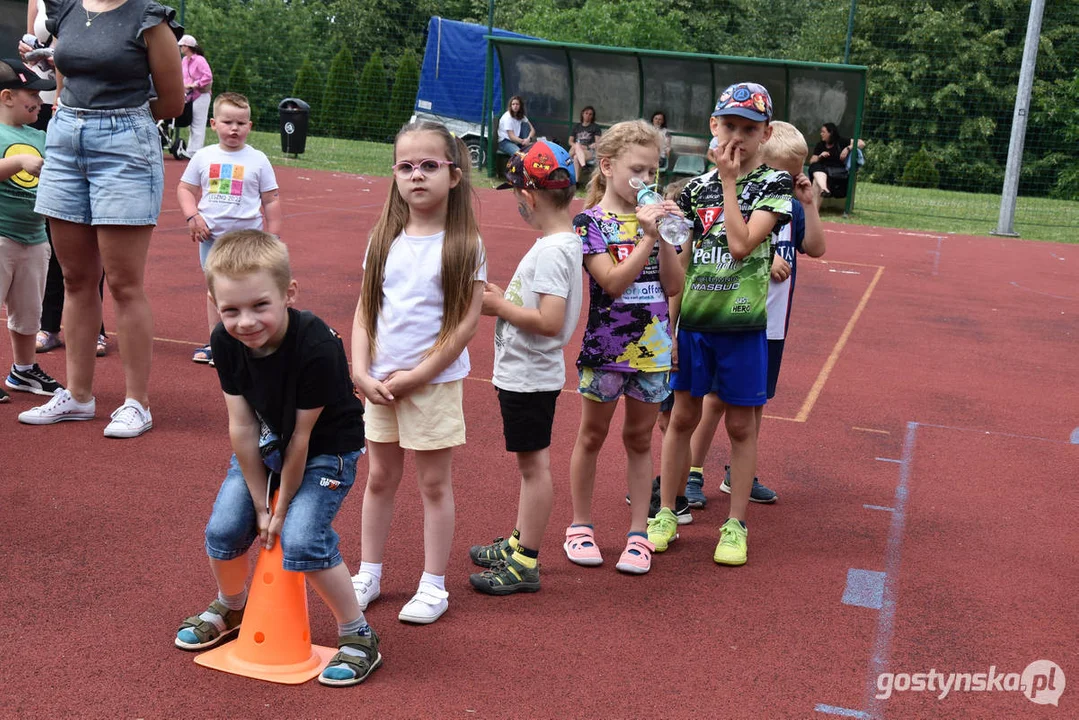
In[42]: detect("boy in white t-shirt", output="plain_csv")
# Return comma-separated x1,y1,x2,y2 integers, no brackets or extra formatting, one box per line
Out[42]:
177,92,282,366
468,141,584,595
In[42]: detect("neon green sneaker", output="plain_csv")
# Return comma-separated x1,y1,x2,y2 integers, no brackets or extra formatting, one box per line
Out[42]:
646,507,679,552
713,518,748,566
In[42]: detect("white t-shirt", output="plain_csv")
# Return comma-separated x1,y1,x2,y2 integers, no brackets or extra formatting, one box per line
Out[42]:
492,231,584,393
367,231,488,384
180,144,279,239
498,111,528,143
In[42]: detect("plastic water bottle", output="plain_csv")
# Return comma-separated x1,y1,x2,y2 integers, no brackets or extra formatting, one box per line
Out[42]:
629,178,693,246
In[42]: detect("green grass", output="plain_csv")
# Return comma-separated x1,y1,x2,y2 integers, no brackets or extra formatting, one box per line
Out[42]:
824,182,1079,244
197,129,1079,243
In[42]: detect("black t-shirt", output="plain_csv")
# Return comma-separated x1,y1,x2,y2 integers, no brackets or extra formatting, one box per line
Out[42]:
570,122,601,147
211,308,365,458
812,140,846,168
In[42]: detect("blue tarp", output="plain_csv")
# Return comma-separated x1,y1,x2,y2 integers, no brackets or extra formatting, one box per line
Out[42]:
415,17,536,124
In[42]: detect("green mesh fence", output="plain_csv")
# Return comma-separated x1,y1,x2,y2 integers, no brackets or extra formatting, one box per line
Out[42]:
157,0,1075,238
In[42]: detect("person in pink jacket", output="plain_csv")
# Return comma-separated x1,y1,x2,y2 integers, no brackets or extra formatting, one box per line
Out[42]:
178,34,212,158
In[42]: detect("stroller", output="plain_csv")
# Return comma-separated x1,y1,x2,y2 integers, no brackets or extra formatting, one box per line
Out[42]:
157,98,194,160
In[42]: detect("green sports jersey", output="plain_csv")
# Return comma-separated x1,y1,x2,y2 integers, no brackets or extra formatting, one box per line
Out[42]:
675,165,792,332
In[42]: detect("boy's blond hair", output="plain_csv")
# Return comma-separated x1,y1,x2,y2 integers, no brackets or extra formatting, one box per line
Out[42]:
205,230,291,298
213,92,250,118
663,177,691,201
760,121,808,173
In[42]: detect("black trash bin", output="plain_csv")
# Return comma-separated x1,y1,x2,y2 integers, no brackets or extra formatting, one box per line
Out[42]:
278,98,310,155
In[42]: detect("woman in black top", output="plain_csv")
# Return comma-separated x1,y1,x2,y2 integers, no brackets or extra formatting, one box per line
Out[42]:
569,106,601,178
808,122,850,199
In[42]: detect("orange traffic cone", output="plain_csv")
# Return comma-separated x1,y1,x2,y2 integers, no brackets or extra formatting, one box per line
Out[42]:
195,533,336,684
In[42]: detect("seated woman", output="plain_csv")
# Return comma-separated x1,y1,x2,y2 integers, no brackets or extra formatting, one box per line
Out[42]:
808,122,851,200
650,110,671,170
569,106,601,177
497,95,535,155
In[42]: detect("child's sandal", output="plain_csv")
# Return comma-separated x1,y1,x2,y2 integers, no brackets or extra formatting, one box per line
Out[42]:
563,525,603,567
615,535,656,575
318,631,383,687
174,600,244,651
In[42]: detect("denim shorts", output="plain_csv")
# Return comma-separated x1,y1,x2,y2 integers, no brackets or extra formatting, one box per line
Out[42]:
198,238,214,268
204,451,361,572
35,104,164,226
577,367,670,404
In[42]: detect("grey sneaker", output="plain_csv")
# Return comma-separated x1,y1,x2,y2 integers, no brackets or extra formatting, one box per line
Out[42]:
720,465,778,504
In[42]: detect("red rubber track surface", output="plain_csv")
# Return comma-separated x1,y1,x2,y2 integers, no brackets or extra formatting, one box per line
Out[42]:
2,164,1075,719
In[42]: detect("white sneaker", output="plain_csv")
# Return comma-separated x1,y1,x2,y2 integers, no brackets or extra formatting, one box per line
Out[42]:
352,571,380,611
18,388,95,425
103,398,153,438
398,582,449,625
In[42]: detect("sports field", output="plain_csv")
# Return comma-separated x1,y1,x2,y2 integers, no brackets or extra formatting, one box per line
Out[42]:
1,163,1075,718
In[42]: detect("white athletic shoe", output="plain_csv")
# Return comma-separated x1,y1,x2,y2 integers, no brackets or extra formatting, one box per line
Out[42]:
18,388,95,425
103,399,153,438
398,582,449,625
352,571,380,611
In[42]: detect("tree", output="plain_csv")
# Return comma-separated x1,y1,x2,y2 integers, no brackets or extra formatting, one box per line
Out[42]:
388,50,421,136
357,50,390,141
322,46,361,139
292,57,325,134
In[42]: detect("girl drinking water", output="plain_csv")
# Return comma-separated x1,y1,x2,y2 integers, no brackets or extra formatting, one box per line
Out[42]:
350,121,486,624
565,120,685,575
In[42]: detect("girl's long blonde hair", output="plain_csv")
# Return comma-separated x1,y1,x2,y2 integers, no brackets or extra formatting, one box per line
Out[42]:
360,121,481,357
584,119,665,208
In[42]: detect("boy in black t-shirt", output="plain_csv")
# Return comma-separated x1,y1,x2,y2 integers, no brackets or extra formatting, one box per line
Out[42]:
174,230,379,687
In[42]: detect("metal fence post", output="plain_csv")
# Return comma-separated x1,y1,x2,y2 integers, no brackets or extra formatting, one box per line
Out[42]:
993,0,1045,237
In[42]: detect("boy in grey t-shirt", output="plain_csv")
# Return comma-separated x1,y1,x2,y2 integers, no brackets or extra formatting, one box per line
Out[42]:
467,141,583,596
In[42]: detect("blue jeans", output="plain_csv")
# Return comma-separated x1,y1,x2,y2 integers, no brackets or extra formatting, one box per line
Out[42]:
499,139,521,155
204,451,361,572
35,104,164,226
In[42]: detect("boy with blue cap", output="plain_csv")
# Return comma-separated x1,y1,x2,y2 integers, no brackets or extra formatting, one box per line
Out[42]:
650,82,792,566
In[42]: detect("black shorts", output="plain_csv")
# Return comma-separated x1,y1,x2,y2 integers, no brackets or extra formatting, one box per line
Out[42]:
496,388,560,453
766,339,785,400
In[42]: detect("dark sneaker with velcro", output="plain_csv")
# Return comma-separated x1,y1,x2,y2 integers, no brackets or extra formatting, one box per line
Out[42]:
720,465,778,504
469,537,512,568
5,364,63,396
469,556,540,595
685,469,707,508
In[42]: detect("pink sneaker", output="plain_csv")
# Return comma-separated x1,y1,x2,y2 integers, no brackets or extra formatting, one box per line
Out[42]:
615,535,655,575
563,525,603,566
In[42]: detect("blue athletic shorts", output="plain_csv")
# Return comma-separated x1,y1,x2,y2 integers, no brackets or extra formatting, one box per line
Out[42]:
670,329,768,406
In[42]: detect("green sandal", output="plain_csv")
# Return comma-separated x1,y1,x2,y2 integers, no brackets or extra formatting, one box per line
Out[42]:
468,537,512,568
174,600,244,651
318,630,382,687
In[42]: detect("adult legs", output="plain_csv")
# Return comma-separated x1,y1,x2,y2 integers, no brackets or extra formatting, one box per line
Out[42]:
49,220,102,403
186,93,211,155
98,225,154,407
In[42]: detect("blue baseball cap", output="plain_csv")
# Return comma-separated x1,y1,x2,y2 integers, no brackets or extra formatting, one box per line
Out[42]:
712,82,773,122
